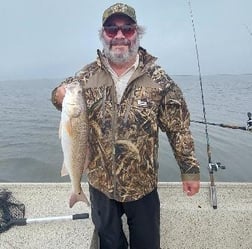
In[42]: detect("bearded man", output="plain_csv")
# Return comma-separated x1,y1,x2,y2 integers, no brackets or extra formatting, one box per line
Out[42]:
51,3,200,249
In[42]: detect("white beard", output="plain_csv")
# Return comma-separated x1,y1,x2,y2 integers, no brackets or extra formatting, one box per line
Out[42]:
101,37,140,65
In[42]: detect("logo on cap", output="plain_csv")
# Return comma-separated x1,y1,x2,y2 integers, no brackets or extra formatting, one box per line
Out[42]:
102,3,137,25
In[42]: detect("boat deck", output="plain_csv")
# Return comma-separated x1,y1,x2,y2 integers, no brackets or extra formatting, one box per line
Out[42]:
0,182,251,249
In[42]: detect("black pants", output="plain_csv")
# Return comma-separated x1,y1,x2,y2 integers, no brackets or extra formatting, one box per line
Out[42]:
89,185,160,249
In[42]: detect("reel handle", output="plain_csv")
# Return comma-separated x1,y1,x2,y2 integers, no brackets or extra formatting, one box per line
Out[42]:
208,162,226,172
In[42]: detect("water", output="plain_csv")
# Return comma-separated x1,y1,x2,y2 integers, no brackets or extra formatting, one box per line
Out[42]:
0,75,251,183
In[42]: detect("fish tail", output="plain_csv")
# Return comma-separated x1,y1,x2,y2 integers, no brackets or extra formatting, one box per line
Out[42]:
69,189,90,208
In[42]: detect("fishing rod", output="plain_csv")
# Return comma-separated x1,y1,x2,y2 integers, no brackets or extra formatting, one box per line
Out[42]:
187,0,225,209
191,120,246,130
191,112,252,131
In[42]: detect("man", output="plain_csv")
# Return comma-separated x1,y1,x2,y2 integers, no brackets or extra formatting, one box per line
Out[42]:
51,3,200,249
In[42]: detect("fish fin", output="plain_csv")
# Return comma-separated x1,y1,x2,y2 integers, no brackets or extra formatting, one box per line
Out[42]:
82,146,90,174
71,106,81,118
61,163,69,176
69,189,90,208
65,120,73,136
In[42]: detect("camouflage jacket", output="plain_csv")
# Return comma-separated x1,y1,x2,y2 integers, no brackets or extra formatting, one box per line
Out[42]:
52,47,200,202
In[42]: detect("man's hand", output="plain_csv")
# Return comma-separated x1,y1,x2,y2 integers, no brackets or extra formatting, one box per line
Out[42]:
182,180,200,196
55,85,66,105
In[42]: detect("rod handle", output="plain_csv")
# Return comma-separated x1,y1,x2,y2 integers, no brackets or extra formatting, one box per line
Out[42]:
10,218,27,226
73,213,89,220
210,185,217,209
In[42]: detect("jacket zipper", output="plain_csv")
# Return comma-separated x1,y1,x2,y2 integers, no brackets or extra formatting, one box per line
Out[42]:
111,80,118,199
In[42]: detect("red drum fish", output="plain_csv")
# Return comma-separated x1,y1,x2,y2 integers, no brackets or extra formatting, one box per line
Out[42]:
59,81,90,207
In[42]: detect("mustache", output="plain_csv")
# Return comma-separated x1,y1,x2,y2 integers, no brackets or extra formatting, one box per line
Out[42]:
110,39,131,46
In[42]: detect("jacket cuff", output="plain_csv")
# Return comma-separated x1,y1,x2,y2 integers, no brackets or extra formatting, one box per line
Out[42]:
181,173,200,181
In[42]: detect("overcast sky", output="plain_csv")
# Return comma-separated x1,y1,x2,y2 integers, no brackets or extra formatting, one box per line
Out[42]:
1,0,252,80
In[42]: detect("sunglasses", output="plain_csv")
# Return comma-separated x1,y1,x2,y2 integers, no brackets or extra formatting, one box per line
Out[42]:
103,24,136,38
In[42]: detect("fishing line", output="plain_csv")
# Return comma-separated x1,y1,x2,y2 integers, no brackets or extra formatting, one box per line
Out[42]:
187,0,212,163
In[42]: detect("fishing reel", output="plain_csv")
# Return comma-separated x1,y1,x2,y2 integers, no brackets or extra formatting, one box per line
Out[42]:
208,162,226,173
247,112,252,130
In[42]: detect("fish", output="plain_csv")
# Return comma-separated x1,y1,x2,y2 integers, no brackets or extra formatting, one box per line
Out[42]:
59,80,90,208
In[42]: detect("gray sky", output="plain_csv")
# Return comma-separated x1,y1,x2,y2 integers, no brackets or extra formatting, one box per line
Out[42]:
1,0,252,80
